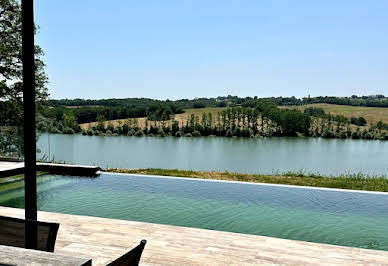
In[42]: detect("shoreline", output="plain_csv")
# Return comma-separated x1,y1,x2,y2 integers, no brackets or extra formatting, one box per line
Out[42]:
42,131,387,141
106,168,388,193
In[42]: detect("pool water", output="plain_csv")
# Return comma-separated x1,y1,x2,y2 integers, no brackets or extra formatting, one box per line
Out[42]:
1,173,388,251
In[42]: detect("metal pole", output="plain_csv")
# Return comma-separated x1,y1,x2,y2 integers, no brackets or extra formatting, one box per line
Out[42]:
22,0,38,249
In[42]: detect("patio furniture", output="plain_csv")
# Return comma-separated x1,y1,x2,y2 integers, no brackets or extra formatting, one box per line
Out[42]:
0,215,59,252
107,239,147,266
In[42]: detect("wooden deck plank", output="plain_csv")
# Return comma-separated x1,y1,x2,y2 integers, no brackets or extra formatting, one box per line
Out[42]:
0,206,388,265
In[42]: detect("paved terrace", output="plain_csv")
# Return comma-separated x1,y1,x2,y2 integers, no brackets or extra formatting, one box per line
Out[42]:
1,207,388,265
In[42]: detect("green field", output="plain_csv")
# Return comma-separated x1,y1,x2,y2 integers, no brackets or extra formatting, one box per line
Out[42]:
107,168,388,192
280,103,388,125
81,104,388,132
80,107,227,129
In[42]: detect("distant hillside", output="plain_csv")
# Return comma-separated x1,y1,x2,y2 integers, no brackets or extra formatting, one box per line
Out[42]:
48,95,388,109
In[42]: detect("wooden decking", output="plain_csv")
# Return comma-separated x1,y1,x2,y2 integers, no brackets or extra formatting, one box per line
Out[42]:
0,207,388,265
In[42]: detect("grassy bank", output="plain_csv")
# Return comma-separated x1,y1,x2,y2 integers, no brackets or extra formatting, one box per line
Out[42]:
281,103,388,125
106,168,388,192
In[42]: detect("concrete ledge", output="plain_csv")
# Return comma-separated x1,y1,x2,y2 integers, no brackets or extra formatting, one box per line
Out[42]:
36,163,101,177
0,161,101,178
0,166,24,178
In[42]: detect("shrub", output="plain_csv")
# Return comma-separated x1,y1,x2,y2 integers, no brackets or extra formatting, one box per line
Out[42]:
351,117,367,126
363,132,373,140
358,117,367,126
86,129,94,136
57,123,64,132
135,130,145,137
216,101,227,107
193,102,206,108
63,127,75,134
337,131,347,139
225,128,233,137
49,127,61,134
127,129,135,136
321,128,333,138
351,131,360,139
232,127,241,137
157,128,166,137
248,128,255,138
192,130,201,137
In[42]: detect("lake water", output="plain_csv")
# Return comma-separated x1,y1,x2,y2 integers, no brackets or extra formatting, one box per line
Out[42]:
37,133,388,176
1,173,388,251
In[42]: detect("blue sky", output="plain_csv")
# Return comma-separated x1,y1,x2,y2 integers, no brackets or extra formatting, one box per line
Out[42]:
35,0,388,100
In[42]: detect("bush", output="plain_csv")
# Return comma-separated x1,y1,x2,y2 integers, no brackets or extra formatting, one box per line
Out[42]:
374,132,384,140
193,102,206,108
363,132,373,140
57,123,64,132
127,129,135,136
337,131,347,139
351,131,360,139
358,117,367,126
63,127,75,134
192,130,201,137
135,130,145,137
157,128,166,137
216,101,227,107
49,127,61,134
232,127,241,137
86,129,94,136
225,128,233,137
321,128,333,138
248,128,255,138
351,117,367,126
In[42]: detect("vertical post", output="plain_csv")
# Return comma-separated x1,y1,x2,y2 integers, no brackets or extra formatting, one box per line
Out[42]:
22,0,38,249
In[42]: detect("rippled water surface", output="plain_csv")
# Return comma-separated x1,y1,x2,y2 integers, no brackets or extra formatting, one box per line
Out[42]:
37,134,388,175
1,173,388,250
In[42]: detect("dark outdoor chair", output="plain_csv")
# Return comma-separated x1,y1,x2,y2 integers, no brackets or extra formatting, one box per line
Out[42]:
107,239,147,266
0,215,59,252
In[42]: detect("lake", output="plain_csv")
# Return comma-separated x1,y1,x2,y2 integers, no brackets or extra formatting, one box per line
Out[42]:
37,133,388,176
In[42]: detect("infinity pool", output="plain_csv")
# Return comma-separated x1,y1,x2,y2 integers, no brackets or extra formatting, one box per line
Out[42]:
1,173,388,251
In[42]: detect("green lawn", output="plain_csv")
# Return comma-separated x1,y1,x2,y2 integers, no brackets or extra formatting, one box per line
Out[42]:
107,168,388,193
280,103,388,125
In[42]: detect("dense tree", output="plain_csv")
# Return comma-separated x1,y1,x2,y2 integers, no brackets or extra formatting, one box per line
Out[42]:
0,0,48,125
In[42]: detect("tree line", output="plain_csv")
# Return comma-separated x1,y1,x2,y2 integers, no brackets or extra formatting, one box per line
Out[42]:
47,94,388,110
37,98,388,140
